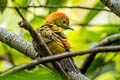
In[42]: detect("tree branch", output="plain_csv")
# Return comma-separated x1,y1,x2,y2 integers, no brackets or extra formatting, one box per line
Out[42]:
0,4,120,78
3,45,16,66
80,0,120,74
0,0,119,78
0,5,111,12
1,45,120,76
80,33,120,74
101,0,120,16
1,22,120,75
0,27,37,59
0,55,9,62
1,26,120,74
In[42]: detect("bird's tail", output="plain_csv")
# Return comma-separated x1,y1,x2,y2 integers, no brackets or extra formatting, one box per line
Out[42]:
58,49,89,80
59,57,80,73
59,57,90,80
59,49,80,73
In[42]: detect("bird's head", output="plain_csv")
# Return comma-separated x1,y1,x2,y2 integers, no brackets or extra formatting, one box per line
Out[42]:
46,12,73,30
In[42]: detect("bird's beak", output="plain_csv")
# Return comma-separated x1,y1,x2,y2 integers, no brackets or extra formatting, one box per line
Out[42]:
67,26,74,30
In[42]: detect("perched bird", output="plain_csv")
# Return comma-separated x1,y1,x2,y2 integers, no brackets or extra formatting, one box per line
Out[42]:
33,12,88,80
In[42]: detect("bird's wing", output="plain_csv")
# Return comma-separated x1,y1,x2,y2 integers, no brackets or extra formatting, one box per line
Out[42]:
36,25,65,48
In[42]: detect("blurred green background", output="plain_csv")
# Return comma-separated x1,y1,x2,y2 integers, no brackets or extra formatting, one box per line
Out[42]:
0,0,120,80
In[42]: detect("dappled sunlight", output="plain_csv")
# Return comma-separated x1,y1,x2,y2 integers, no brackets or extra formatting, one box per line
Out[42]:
0,0,120,80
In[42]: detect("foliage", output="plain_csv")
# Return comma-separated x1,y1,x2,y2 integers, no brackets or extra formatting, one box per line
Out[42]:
0,0,120,80
0,0,7,13
0,66,65,80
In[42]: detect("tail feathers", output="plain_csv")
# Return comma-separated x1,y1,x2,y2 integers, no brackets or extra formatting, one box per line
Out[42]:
59,58,90,80
59,57,80,73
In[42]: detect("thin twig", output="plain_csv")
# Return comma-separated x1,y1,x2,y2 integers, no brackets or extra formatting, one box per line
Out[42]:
2,45,16,66
1,25,120,75
1,26,120,60
80,33,120,74
0,5,111,12
0,55,9,62
1,45,120,76
74,23,120,27
6,50,15,66
91,52,118,80
80,0,120,76
0,54,14,64
82,0,120,75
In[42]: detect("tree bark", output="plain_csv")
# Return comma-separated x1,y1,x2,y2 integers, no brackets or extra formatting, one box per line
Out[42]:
0,27,37,59
101,0,120,16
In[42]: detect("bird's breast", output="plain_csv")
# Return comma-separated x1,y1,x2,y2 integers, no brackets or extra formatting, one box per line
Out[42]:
47,41,66,55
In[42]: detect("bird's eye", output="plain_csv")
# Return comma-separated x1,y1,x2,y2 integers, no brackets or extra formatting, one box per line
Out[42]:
62,20,66,24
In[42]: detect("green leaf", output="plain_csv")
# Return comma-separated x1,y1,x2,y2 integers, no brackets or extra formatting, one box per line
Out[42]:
83,1,105,24
12,0,28,6
86,53,117,79
0,66,66,80
70,0,82,4
46,0,67,14
86,56,105,74
87,62,116,79
0,0,7,13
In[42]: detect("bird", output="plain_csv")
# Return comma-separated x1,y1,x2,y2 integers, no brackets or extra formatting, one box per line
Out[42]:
33,12,81,79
